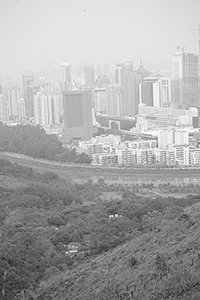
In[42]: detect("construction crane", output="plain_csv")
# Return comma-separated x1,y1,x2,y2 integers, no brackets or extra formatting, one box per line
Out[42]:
186,25,200,57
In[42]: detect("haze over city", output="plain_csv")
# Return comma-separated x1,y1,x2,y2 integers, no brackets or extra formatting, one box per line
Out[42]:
0,0,200,74
2,1,200,299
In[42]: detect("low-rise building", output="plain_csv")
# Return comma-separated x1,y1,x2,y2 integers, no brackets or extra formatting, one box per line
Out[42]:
92,153,118,165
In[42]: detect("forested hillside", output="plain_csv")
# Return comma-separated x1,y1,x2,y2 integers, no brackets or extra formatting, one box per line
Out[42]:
1,158,200,299
0,122,91,163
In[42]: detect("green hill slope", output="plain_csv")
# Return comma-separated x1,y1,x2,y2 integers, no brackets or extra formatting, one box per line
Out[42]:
30,206,200,300
1,158,200,300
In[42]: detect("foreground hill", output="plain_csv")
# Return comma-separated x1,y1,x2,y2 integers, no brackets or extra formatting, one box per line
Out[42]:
29,209,200,299
1,158,200,299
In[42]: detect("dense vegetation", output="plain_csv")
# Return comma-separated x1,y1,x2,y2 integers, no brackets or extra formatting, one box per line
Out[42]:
0,122,91,164
1,158,200,299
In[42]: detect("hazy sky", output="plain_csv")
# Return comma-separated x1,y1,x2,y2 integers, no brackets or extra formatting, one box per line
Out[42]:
0,0,200,74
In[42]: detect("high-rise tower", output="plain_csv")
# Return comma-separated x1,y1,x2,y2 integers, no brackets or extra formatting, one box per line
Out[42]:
60,61,71,91
85,64,95,86
63,91,93,142
171,46,200,107
23,73,34,118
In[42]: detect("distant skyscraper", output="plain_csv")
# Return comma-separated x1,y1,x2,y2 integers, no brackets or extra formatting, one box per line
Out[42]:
60,61,71,91
63,91,93,142
115,63,123,85
17,99,26,120
121,62,142,116
115,61,142,116
106,86,123,116
94,86,123,116
171,46,200,107
136,62,150,80
7,88,23,119
85,64,95,86
23,73,34,118
0,93,8,123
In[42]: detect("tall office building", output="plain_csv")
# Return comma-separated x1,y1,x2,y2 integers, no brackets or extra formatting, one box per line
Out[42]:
23,73,34,118
17,99,26,120
115,63,123,85
60,61,71,91
85,64,95,86
123,67,142,116
115,62,142,116
0,94,8,123
171,46,200,107
106,85,123,116
7,88,23,119
136,62,150,80
63,91,93,142
94,86,123,116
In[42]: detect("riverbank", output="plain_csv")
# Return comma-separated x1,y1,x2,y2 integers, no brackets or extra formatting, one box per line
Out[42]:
0,151,200,176
0,152,200,185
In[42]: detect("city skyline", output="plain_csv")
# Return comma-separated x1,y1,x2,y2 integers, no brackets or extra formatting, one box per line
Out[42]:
0,0,200,75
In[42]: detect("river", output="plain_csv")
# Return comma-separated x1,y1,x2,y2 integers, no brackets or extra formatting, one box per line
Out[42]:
1,152,200,186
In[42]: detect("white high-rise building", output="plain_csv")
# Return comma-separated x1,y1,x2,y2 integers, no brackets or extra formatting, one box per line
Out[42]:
158,127,189,149
34,92,61,126
158,128,174,149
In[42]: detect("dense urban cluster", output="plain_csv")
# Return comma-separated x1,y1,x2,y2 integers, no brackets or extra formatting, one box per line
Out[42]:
77,130,200,166
0,45,200,169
